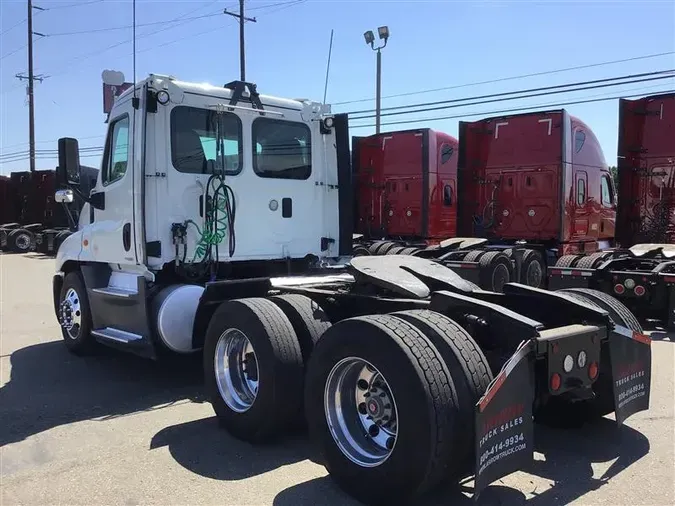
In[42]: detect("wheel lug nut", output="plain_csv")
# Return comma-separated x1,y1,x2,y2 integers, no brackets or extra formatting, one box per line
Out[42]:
357,379,369,390
379,392,386,398
384,403,391,409
358,402,367,415
368,424,380,437
386,437,395,450
364,392,370,398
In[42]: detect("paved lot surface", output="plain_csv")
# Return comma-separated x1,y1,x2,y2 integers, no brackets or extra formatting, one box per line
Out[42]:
1,253,673,506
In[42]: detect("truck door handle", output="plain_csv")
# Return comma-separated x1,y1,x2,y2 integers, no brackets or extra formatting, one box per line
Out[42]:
123,223,131,251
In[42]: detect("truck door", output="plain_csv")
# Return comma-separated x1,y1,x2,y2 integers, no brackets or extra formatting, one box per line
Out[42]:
572,170,590,240
599,171,616,240
84,99,137,265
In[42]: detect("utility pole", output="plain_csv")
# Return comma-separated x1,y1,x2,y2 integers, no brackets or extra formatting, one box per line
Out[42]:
15,0,46,172
224,0,257,81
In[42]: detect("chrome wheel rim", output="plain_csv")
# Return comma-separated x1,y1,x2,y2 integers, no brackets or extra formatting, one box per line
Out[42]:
15,233,31,251
214,329,259,413
59,288,82,339
324,357,399,468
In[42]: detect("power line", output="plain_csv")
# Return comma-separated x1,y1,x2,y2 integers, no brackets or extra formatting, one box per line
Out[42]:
348,70,675,119
0,17,27,37
350,89,675,130
42,0,104,10
334,50,675,106
47,12,223,36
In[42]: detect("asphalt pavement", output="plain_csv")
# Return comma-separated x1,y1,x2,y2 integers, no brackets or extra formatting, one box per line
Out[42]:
1,253,673,505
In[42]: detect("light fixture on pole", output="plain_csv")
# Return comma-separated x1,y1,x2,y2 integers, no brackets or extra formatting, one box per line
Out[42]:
364,25,389,134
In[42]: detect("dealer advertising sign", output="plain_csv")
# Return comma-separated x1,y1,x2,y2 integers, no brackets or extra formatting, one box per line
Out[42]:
103,82,133,114
474,341,534,498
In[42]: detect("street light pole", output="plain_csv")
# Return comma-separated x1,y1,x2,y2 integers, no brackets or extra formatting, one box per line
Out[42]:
364,26,389,134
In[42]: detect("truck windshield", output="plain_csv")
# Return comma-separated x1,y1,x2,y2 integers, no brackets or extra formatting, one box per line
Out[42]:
170,106,242,175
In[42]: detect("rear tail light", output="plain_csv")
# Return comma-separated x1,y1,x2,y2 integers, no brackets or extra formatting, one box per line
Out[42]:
624,278,636,289
577,350,587,368
614,283,625,295
563,354,574,373
550,373,561,391
588,362,599,380
634,285,646,297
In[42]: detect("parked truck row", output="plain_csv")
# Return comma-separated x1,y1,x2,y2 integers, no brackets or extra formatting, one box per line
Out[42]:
0,166,97,256
352,92,675,329
48,71,652,505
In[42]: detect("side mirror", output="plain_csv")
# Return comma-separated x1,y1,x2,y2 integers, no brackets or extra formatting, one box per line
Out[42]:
57,137,81,186
55,189,74,204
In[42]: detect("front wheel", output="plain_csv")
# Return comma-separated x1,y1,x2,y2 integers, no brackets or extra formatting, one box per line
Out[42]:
8,228,33,253
305,314,459,505
58,271,97,355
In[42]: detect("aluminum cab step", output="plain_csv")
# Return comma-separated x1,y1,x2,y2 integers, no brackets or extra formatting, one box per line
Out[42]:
92,286,137,298
92,327,143,344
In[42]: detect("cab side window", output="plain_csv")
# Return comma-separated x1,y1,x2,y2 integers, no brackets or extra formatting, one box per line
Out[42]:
574,130,586,153
577,178,586,205
601,174,614,207
440,144,454,164
102,115,130,186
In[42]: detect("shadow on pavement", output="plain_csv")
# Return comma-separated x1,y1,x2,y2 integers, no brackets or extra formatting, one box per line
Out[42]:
150,417,315,481
270,417,649,506
0,340,205,448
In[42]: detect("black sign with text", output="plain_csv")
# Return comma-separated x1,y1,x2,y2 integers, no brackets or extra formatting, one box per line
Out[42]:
474,342,535,498
609,326,652,425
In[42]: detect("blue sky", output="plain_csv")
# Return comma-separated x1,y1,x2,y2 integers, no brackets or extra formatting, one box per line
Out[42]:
1,0,674,174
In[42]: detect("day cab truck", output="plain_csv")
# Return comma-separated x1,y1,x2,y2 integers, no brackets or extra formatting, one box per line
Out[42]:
51,71,651,505
549,91,675,329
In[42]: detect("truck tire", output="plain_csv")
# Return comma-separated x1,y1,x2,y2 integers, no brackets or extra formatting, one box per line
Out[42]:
386,246,407,255
376,241,398,255
7,228,33,253
546,288,643,423
462,249,485,263
391,310,493,476
399,247,421,256
353,246,370,256
520,249,545,288
368,241,388,255
203,297,305,443
268,294,332,362
575,251,611,269
555,254,582,268
478,251,512,292
58,271,97,355
304,314,458,505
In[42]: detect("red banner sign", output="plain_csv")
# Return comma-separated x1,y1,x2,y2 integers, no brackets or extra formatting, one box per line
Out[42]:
103,82,133,114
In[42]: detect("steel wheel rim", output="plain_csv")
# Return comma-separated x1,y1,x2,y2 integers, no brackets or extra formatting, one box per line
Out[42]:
324,357,399,468
214,328,259,413
526,260,543,287
15,233,30,251
491,263,510,292
60,288,82,339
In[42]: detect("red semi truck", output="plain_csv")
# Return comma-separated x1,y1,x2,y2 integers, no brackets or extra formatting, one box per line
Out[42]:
549,92,675,329
352,128,459,254
353,109,617,291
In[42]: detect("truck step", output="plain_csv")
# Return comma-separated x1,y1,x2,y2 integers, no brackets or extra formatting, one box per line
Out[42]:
92,327,143,344
92,286,137,298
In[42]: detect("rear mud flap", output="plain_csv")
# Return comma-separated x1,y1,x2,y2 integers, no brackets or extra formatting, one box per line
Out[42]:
547,268,594,290
609,325,652,425
474,341,534,499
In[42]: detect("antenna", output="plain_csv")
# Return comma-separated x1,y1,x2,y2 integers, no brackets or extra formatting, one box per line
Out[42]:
323,29,334,104
131,0,138,108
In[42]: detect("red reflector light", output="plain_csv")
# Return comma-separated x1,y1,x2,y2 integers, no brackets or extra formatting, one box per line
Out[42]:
588,362,598,380
614,283,625,294
634,285,646,296
550,373,561,391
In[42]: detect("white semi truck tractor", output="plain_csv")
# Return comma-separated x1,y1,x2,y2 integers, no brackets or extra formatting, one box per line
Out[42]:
52,71,652,505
